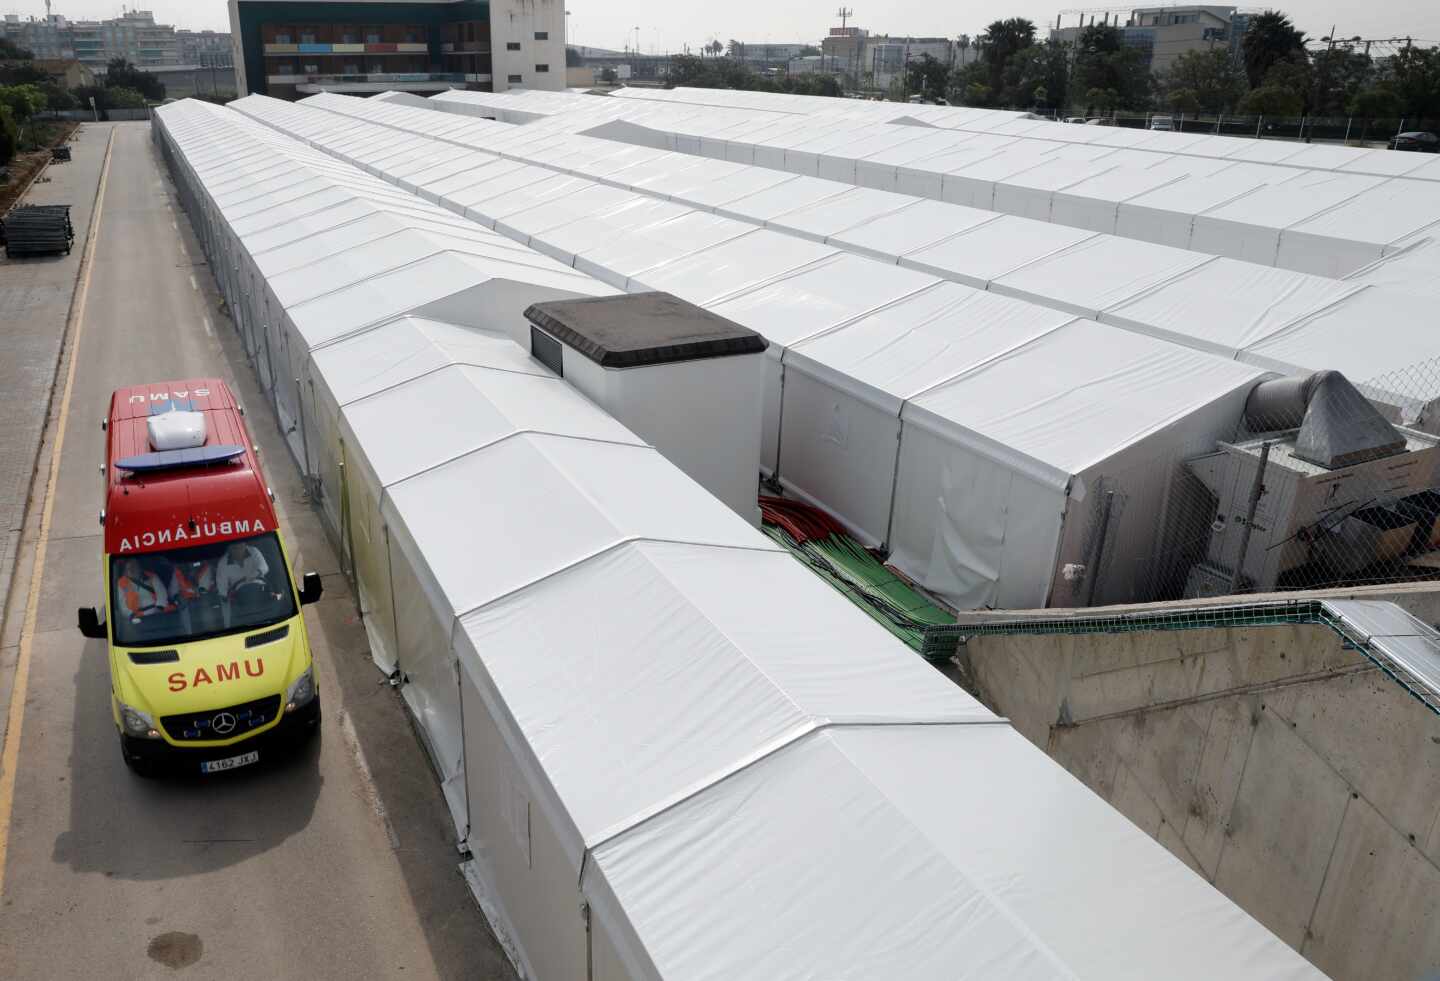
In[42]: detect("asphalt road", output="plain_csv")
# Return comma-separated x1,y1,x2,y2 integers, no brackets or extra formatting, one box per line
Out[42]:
0,124,514,979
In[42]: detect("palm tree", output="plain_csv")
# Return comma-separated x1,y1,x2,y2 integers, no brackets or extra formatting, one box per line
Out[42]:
979,18,1036,91
1241,10,1307,89
957,34,972,67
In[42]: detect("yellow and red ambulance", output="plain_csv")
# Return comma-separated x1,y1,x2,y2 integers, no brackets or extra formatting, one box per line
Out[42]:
77,379,322,776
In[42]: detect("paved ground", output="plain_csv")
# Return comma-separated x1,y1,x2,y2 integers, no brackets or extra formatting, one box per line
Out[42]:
0,124,514,979
0,124,107,629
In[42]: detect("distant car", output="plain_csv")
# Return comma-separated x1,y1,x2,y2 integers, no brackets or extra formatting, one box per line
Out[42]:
1392,131,1439,152
1063,116,1087,124
1149,116,1175,131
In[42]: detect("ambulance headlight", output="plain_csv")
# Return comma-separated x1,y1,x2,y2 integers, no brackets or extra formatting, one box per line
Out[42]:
285,666,316,712
120,704,161,739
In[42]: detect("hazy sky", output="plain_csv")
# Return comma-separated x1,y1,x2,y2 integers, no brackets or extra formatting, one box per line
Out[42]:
12,0,1440,55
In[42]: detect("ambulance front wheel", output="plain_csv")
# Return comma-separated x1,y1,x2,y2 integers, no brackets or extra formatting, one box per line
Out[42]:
120,741,161,779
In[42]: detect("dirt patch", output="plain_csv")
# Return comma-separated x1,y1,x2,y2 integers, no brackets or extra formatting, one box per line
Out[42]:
0,122,79,217
146,932,203,970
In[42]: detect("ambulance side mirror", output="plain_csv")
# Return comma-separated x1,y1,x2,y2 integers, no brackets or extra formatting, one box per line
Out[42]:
77,607,106,639
298,572,323,606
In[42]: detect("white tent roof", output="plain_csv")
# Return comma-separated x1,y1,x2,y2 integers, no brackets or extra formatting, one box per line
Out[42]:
900,217,1099,288
457,540,992,866
1344,237,1440,297
588,723,1318,981
786,285,1080,412
989,235,1215,319
382,434,758,621
1101,260,1362,359
344,363,639,488
906,321,1267,481
704,253,940,350
309,317,549,406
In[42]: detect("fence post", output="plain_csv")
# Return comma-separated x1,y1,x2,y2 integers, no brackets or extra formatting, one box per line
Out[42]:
1256,114,1264,139
1343,116,1352,143
1230,441,1272,594
1396,117,1406,140
1215,112,1222,134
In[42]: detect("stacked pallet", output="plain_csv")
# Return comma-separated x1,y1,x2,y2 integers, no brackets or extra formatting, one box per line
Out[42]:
1,204,74,257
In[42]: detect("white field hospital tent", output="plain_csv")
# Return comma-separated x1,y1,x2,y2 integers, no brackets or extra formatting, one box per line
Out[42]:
231,94,1440,607
476,89,1440,277
154,98,1320,981
270,93,1438,400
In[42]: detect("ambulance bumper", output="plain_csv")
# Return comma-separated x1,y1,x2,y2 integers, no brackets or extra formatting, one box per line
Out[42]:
121,694,320,773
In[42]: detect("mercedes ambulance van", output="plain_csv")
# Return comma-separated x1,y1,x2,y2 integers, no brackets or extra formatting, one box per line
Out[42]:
77,379,323,777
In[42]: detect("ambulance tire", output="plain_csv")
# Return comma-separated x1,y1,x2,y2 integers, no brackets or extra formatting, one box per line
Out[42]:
121,744,161,779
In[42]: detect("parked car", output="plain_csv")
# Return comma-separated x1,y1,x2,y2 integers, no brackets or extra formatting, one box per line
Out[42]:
1392,131,1439,152
1063,116,1088,124
1149,116,1175,131
1084,117,1114,126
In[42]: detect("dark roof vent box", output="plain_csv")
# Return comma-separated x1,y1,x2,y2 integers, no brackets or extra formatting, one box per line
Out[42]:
525,292,767,369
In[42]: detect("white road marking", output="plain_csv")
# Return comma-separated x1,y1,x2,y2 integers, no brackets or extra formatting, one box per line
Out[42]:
188,273,199,292
202,315,213,337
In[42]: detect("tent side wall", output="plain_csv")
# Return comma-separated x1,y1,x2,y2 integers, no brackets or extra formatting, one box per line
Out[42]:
774,359,903,548
1048,380,1259,608
459,666,590,981
887,417,1070,610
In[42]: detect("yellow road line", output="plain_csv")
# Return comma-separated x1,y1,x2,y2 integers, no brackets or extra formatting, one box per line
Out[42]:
0,127,115,892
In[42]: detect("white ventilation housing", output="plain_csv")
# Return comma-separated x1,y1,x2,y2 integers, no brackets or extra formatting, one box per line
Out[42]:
525,292,768,526
147,408,206,450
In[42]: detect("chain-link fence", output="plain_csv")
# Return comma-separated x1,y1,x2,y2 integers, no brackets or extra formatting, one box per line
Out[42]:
1075,356,1440,607
1013,108,1440,147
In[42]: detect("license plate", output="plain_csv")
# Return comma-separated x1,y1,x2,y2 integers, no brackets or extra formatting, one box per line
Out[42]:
200,750,259,774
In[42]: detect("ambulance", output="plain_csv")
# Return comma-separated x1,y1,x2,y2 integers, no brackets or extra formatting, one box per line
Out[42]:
76,379,323,777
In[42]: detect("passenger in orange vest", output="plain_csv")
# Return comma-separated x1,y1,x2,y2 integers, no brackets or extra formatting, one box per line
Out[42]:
170,558,216,602
115,559,173,621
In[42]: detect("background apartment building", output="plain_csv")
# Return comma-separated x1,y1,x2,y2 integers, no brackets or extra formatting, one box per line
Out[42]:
229,0,566,99
819,28,963,91
1,8,186,71
1051,5,1242,74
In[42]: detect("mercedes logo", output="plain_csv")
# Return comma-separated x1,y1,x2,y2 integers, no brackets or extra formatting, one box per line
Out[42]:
211,712,237,736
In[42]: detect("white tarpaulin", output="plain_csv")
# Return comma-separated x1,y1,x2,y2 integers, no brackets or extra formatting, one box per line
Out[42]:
158,93,1326,979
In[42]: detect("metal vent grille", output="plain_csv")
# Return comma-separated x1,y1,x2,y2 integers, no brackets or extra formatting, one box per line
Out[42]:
531,326,563,378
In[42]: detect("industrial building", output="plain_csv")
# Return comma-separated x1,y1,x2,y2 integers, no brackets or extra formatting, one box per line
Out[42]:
227,0,566,98
153,93,1323,981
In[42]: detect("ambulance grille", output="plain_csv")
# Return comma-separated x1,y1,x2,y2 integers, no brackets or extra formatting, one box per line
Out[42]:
161,694,282,742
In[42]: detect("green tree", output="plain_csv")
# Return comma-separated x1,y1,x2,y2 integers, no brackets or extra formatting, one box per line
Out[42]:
1072,25,1152,110
1167,88,1201,113
0,105,18,166
1240,83,1304,116
946,60,993,106
1001,40,1069,110
0,83,47,124
1374,44,1440,119
103,86,148,109
1162,48,1246,113
38,82,76,111
904,53,950,102
1241,11,1307,89
1309,47,1374,116
105,58,165,102
1348,84,1401,119
0,37,33,60
979,18,1036,94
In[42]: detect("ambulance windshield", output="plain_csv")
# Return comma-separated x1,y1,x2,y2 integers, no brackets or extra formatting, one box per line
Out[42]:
109,532,297,648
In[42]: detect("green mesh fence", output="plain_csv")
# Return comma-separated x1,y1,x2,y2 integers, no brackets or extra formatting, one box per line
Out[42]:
951,599,1440,717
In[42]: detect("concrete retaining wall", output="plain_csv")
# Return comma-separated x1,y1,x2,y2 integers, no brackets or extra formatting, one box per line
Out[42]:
963,594,1440,980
